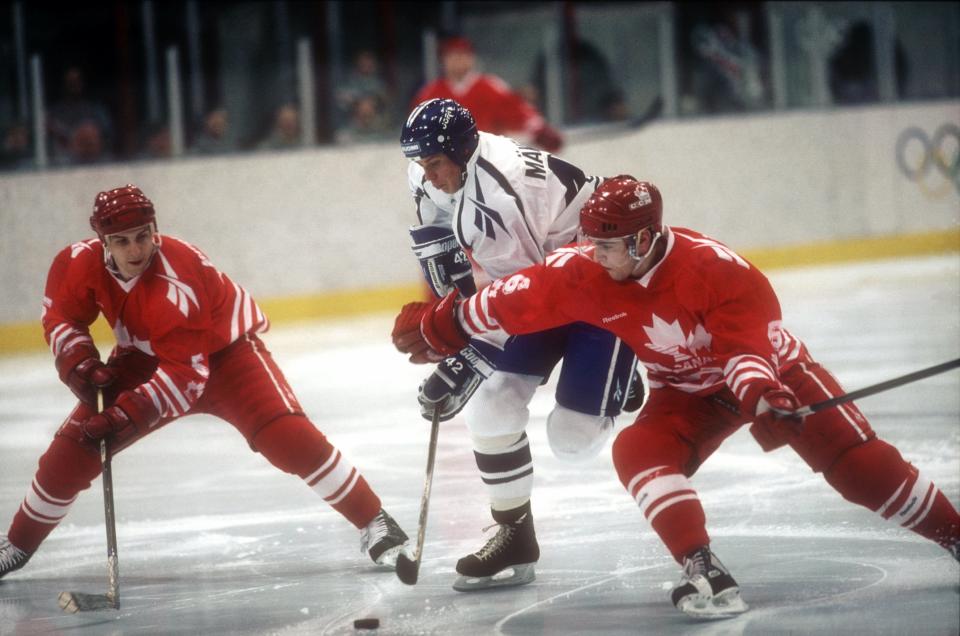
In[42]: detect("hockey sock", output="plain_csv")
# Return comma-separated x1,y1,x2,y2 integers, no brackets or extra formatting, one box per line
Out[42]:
825,439,960,550
253,415,380,529
472,432,534,510
623,465,710,562
8,436,101,553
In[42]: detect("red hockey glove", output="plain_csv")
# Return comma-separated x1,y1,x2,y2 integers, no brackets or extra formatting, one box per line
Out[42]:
392,302,439,364
55,344,117,406
392,292,468,363
749,387,802,452
74,390,159,445
533,124,563,153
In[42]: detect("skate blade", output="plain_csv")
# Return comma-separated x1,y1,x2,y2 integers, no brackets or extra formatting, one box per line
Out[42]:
372,544,407,569
453,563,536,592
677,589,748,620
58,591,118,613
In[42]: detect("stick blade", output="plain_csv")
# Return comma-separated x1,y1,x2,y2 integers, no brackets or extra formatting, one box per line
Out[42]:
395,553,420,585
58,590,118,613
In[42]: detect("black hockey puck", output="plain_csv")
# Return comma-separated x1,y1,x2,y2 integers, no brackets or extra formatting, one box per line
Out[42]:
354,618,380,630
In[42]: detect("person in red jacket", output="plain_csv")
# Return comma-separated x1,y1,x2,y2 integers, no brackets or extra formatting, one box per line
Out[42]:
392,175,960,619
0,185,408,580
412,36,563,153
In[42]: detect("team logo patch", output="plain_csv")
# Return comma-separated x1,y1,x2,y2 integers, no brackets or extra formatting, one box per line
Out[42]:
630,184,652,209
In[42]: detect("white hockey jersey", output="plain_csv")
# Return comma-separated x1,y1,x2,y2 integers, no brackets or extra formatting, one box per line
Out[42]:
407,131,601,279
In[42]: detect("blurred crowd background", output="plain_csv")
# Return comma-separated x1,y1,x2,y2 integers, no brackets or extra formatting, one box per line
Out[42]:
0,0,957,171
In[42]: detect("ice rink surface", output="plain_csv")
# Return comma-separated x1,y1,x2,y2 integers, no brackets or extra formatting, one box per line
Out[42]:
1,255,958,635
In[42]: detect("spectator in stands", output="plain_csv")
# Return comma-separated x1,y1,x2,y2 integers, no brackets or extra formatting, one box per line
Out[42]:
138,123,172,161
335,93,391,144
1,122,33,170
530,37,628,124
337,50,391,122
413,35,563,153
828,20,908,104
191,107,233,155
258,103,302,150
47,66,113,165
682,4,768,114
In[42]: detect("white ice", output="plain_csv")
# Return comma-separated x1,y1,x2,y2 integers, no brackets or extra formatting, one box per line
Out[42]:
1,255,958,635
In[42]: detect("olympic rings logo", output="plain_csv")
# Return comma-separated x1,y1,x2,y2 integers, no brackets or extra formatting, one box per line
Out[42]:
895,124,959,198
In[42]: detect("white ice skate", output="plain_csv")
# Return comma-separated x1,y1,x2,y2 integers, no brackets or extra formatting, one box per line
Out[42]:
0,536,31,579
360,509,409,568
670,547,748,619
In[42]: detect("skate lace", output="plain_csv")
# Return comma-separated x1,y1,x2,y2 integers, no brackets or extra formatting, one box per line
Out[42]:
475,522,514,561
682,549,709,579
0,539,26,570
360,513,389,552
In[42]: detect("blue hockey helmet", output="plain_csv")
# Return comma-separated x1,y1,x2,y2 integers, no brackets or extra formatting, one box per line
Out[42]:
400,98,479,169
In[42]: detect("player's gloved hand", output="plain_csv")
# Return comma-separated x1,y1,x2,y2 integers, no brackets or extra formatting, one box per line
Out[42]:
409,225,477,298
419,346,494,422
749,387,802,452
392,291,469,363
60,390,160,446
55,344,117,406
533,124,563,154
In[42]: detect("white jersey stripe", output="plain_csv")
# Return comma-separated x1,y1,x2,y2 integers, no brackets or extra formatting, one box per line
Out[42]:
326,468,360,505
798,363,868,441
247,335,295,412
626,465,670,497
156,367,191,413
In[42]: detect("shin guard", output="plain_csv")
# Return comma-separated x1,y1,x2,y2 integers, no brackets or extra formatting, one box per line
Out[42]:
825,439,960,551
252,415,381,529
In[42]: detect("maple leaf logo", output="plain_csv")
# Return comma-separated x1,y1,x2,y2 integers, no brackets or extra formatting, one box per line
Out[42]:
642,314,712,364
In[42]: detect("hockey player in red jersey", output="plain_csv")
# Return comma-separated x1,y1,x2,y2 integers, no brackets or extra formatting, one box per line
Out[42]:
393,175,960,618
412,36,563,153
0,185,408,581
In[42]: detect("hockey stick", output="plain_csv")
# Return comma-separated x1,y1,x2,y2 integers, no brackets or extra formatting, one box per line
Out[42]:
395,401,444,585
787,358,960,418
58,390,120,612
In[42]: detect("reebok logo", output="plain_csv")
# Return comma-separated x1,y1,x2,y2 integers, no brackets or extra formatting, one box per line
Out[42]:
602,312,627,324
470,198,510,240
158,274,200,318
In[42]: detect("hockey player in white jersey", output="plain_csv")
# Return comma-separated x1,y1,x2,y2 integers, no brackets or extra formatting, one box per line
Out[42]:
395,98,641,590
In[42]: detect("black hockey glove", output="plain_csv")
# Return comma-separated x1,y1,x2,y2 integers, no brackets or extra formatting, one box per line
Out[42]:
419,345,495,422
409,224,477,298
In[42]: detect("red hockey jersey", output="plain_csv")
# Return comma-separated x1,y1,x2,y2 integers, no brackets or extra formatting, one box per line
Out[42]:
413,72,547,139
42,235,268,419
458,227,809,408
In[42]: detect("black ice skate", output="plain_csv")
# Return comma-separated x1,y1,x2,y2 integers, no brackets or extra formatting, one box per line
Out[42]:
360,509,409,568
670,546,748,619
0,536,31,579
454,503,540,592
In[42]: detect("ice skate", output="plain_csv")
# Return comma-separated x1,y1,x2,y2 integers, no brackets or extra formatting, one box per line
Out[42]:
0,536,31,579
453,503,540,591
670,546,748,619
360,509,409,568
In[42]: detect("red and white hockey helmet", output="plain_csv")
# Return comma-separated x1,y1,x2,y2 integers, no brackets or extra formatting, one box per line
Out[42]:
579,175,662,239
90,184,156,237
